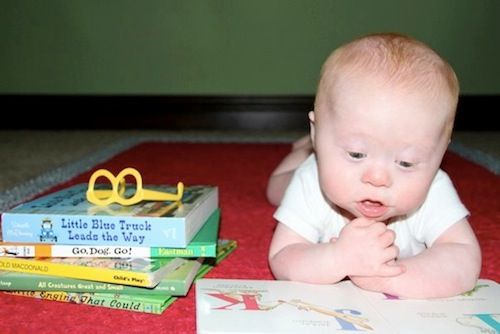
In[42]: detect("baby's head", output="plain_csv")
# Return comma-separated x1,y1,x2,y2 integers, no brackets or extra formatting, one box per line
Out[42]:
310,33,460,221
314,32,459,139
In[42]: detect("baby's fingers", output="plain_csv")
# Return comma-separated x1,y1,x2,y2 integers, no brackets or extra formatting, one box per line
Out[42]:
381,244,400,263
377,261,406,277
379,229,397,247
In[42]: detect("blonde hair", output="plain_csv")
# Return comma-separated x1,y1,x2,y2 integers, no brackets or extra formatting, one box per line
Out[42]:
315,33,459,133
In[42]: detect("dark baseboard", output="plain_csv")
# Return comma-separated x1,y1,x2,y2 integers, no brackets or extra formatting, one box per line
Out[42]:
454,95,498,131
1,94,497,131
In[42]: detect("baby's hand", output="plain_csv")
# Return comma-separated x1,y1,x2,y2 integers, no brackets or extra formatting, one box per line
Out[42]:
335,217,404,277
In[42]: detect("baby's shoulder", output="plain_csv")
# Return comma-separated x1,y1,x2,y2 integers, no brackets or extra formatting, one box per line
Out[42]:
294,153,317,176
427,169,458,198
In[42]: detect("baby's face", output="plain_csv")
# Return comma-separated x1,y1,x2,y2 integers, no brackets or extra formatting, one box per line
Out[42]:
313,74,452,222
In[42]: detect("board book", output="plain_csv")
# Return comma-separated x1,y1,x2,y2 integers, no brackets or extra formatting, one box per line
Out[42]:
0,257,203,296
4,239,238,314
0,208,220,258
196,278,499,334
0,256,185,288
6,290,176,315
0,240,237,296
1,183,218,247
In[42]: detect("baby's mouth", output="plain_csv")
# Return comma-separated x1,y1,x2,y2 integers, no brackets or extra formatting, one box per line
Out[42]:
356,199,388,219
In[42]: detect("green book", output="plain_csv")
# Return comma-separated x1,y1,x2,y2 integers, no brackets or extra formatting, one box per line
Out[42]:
0,255,186,288
150,208,220,258
6,290,176,315
0,257,202,296
0,239,236,296
194,239,237,278
0,208,220,258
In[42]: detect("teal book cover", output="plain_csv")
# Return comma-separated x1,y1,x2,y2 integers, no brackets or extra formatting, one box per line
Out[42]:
1,184,218,247
0,209,220,258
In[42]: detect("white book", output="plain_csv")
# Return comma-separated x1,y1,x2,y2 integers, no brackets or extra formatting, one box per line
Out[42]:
196,278,499,334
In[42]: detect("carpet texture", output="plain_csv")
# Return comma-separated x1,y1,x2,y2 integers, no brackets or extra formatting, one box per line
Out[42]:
0,142,498,334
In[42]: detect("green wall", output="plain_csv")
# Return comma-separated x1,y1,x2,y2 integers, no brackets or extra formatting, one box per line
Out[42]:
1,0,499,95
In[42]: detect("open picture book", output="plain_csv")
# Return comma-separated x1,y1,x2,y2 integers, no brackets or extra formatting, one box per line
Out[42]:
196,278,499,333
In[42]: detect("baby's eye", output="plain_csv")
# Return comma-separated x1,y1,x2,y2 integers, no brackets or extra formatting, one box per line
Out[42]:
395,160,415,168
348,152,367,160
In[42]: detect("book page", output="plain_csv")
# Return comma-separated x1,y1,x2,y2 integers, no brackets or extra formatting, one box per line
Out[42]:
196,279,395,333
358,279,500,334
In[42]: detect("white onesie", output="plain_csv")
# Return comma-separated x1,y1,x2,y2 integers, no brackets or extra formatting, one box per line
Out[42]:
274,154,469,259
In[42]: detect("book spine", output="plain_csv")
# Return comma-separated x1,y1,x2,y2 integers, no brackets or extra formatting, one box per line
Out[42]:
150,244,216,258
0,272,159,295
1,189,217,247
194,240,238,279
0,272,128,293
0,243,216,258
0,240,236,295
0,212,180,247
0,259,201,296
4,290,175,314
0,257,176,288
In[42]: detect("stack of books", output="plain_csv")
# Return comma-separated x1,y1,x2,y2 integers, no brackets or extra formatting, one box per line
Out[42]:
0,183,237,314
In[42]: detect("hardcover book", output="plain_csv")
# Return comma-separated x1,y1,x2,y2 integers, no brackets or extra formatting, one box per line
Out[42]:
1,183,218,247
6,290,176,315
4,239,238,314
0,240,238,296
0,208,220,258
0,256,186,288
196,278,500,334
0,258,203,296
0,240,237,296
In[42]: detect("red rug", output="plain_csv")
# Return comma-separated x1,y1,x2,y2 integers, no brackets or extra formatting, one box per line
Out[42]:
0,142,498,333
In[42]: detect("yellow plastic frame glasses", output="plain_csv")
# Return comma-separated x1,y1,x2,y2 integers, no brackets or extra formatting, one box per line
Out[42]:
86,167,184,206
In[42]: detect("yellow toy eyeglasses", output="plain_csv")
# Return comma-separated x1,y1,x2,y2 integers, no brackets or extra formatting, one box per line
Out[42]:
86,167,184,206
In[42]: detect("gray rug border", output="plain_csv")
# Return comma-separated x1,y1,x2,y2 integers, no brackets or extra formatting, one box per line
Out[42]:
449,141,500,175
0,133,498,212
0,133,300,212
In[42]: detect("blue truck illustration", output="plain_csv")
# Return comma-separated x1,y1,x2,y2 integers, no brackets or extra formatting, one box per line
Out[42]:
40,218,57,242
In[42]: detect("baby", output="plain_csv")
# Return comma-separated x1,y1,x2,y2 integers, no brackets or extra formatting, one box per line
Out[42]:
267,33,481,298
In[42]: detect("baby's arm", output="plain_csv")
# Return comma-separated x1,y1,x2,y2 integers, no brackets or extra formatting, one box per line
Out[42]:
350,219,481,298
269,219,405,284
266,135,313,206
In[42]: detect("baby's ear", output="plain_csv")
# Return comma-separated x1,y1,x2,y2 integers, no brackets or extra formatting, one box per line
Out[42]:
308,111,316,147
